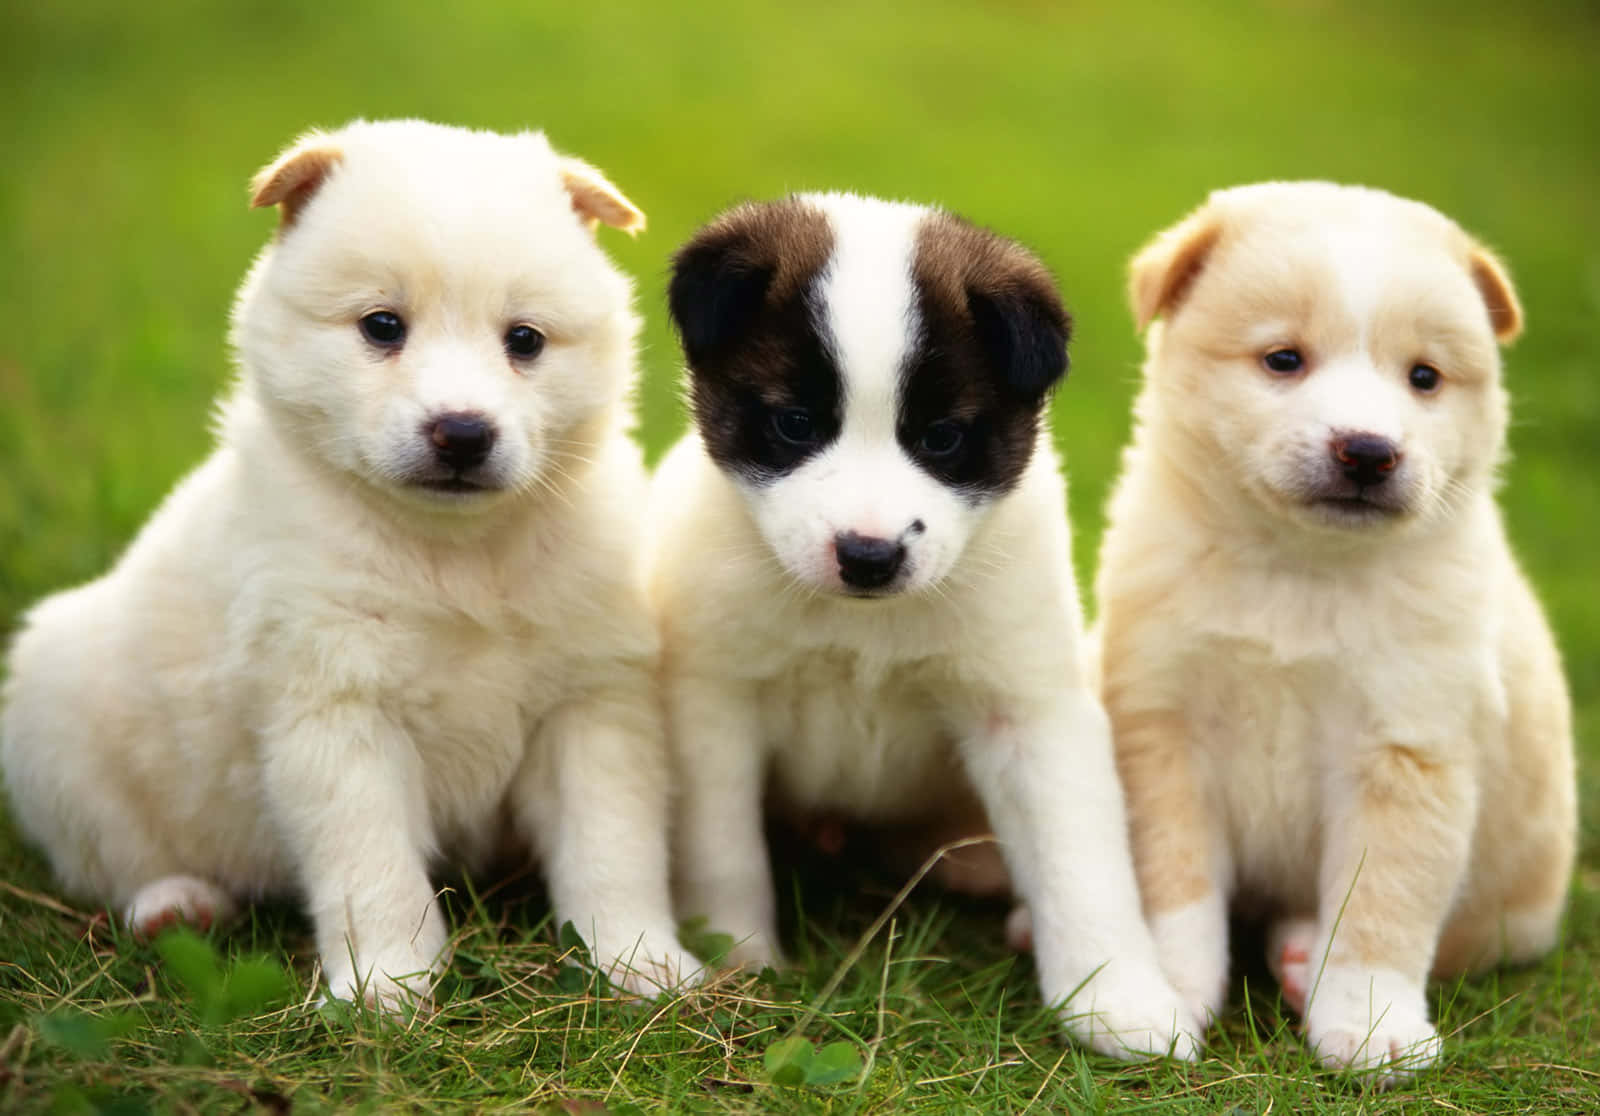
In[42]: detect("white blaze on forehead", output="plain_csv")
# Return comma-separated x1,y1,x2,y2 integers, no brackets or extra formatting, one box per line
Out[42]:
805,192,927,440
1322,220,1396,350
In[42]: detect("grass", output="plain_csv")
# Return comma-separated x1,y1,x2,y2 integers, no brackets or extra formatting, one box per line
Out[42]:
1,0,1596,1110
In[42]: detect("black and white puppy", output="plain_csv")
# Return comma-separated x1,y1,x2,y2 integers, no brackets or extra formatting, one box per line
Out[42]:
647,193,1199,1059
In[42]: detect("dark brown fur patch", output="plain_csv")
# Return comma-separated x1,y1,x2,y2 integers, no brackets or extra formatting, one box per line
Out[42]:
900,212,1070,497
668,199,842,482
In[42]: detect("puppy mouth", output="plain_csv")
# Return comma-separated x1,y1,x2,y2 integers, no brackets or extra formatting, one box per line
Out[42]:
1305,492,1406,522
409,473,501,495
836,584,903,600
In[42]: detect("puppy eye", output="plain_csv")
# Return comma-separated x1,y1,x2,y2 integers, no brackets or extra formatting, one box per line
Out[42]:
1262,348,1303,374
771,408,817,445
1408,363,1442,393
505,323,546,360
359,310,406,348
919,420,965,458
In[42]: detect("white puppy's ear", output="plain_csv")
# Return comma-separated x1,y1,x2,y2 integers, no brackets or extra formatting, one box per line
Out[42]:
1468,244,1523,344
559,157,646,235
250,131,343,227
1129,207,1223,332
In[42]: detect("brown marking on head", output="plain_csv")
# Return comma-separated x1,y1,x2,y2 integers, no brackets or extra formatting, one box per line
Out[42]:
250,131,343,228
1129,206,1225,332
668,199,838,481
903,210,1069,495
558,155,646,235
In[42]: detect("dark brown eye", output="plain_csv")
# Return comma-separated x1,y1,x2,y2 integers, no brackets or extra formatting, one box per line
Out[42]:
359,310,406,348
919,420,965,458
1263,348,1303,374
505,324,546,360
1408,363,1441,393
772,408,816,445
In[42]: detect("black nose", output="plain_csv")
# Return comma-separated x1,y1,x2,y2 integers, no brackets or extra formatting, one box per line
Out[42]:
835,531,906,590
428,413,496,471
1331,434,1401,487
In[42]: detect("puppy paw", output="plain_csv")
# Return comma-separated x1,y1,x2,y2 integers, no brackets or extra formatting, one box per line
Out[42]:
1004,904,1033,953
1306,965,1440,1086
324,956,436,1014
321,913,448,1015
596,932,705,997
682,915,784,972
124,876,237,939
1149,897,1230,1026
721,930,785,973
1266,916,1318,1016
1059,963,1206,1062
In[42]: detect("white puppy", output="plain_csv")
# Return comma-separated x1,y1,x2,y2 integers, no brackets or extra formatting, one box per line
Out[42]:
649,193,1200,1060
1,120,695,1005
1098,181,1576,1082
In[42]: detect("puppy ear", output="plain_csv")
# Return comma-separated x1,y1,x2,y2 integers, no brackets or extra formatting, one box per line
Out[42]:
668,231,773,367
559,157,645,235
1128,208,1223,332
968,283,1070,402
250,132,343,227
1468,244,1523,344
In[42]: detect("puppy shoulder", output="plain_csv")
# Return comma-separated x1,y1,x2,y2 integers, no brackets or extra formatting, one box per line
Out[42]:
645,435,760,599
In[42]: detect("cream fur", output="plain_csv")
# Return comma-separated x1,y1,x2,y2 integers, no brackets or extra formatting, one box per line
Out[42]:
1100,181,1576,1083
0,120,693,1007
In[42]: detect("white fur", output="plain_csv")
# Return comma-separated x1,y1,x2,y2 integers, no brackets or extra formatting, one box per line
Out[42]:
652,195,1200,1061
1306,964,1442,1087
1101,181,1576,1081
1148,896,1230,1026
733,193,989,596
0,120,693,1006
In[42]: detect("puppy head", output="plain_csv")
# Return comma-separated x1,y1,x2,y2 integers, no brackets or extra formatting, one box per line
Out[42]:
233,119,644,515
669,193,1068,597
1130,181,1519,535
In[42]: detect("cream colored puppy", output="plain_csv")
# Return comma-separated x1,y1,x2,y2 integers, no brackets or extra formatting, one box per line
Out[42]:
1,120,694,1006
650,194,1200,1061
1098,181,1576,1082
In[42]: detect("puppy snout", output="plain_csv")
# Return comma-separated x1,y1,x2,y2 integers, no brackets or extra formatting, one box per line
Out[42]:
427,413,497,471
835,531,905,590
1331,433,1401,487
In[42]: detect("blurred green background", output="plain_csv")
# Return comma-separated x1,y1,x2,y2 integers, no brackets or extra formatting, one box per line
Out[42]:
1,1,1595,834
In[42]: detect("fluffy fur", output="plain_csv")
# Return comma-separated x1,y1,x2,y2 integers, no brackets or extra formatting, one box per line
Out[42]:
651,193,1200,1060
1098,181,1576,1082
0,120,693,1006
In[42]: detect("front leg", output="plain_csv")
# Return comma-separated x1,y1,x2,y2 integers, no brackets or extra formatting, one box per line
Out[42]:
1111,705,1232,1027
515,692,697,997
263,703,447,1010
1304,744,1475,1084
959,691,1202,1061
665,675,781,970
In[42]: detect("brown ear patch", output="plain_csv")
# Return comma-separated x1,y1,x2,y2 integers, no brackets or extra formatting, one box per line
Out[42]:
1468,246,1523,344
904,211,1069,497
250,137,342,228
668,198,838,482
1128,209,1223,332
559,157,645,235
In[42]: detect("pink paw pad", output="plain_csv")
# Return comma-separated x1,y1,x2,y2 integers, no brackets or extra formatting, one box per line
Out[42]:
1004,904,1034,953
124,876,233,940
1277,943,1311,1014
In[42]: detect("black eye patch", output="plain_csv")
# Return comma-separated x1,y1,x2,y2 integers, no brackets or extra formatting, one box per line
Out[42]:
900,214,1070,500
670,200,842,485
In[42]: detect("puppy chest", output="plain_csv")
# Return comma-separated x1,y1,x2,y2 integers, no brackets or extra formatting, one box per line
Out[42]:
761,653,962,818
389,626,555,819
1182,652,1367,903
